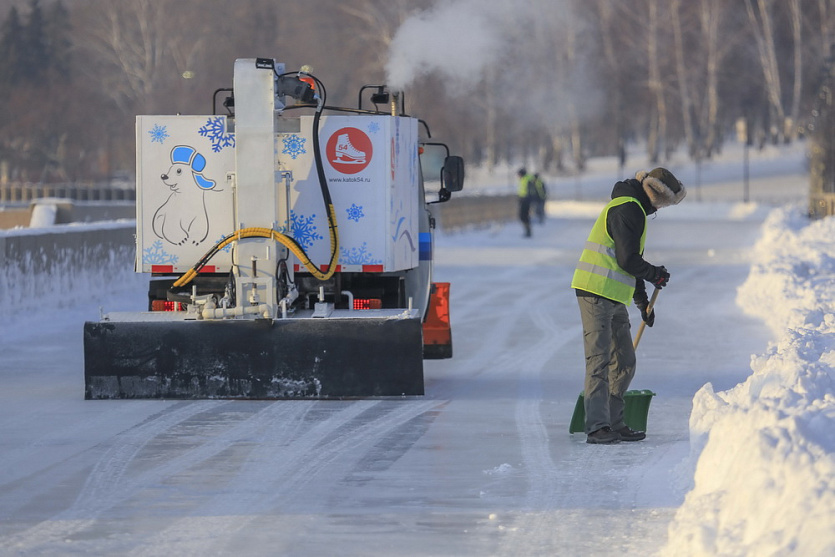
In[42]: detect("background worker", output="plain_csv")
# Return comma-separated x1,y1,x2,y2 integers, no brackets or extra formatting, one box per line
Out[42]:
517,168,534,237
570,168,686,444
532,173,547,224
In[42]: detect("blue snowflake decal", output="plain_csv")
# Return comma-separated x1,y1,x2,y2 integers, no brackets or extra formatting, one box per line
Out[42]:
340,242,382,265
282,134,307,159
367,121,380,134
346,203,364,222
143,240,179,265
290,211,323,249
198,117,235,152
149,124,170,144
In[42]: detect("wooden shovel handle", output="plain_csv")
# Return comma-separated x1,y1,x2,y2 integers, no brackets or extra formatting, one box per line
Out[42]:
633,287,660,350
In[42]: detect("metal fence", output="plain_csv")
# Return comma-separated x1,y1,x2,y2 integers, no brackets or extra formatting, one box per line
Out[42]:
0,182,136,203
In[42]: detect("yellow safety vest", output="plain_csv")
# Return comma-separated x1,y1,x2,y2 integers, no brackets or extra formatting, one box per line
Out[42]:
571,197,647,305
518,175,533,197
532,177,546,199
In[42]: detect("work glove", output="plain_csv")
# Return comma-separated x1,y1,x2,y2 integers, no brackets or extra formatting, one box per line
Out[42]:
650,265,670,289
634,296,655,327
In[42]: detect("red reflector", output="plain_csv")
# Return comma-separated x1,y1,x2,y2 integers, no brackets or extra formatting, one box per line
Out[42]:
353,298,382,310
151,300,185,312
362,265,384,272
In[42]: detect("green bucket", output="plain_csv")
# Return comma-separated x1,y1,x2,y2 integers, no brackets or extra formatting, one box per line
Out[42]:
569,389,656,434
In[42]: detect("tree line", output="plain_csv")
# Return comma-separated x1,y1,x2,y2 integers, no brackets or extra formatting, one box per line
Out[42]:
0,0,832,184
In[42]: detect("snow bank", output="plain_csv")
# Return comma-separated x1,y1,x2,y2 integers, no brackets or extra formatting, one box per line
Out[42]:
663,207,835,556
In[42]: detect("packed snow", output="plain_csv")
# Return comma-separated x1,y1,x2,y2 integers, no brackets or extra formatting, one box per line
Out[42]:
0,141,832,556
662,206,835,556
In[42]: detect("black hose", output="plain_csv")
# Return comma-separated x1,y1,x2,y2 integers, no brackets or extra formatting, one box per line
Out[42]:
273,68,339,277
297,72,339,277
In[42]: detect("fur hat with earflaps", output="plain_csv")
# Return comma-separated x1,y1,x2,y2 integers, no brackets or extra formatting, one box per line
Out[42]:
636,167,686,209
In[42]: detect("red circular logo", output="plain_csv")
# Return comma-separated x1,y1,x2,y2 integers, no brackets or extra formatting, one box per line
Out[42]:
326,128,373,174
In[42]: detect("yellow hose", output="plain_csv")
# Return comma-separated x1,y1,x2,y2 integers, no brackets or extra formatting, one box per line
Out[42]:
172,206,340,288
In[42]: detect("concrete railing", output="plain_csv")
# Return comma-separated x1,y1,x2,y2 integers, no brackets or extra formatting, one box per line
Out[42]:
0,222,137,314
432,194,516,231
0,200,135,230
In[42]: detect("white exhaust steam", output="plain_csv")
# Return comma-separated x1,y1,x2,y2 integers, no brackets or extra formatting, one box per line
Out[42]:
383,0,597,131
385,0,505,92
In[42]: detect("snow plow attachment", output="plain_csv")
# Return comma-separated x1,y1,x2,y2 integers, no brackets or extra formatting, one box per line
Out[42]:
83,312,424,399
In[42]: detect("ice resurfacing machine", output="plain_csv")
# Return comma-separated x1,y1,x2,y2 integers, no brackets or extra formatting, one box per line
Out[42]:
83,58,464,399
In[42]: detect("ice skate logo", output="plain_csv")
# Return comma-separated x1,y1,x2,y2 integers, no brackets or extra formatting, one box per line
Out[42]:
335,134,365,163
326,127,373,174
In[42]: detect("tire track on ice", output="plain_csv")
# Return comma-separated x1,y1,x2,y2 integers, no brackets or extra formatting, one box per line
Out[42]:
0,400,305,552
443,284,546,384
0,401,164,488
0,400,212,533
495,302,586,553
128,398,445,555
73,401,220,513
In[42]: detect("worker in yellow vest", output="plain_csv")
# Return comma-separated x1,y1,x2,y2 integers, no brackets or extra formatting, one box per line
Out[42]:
517,168,535,237
571,168,686,444
531,173,547,224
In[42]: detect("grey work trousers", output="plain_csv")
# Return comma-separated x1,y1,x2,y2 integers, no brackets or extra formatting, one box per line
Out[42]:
577,295,636,434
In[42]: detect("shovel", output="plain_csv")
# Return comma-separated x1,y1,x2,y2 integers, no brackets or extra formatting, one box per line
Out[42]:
633,287,660,349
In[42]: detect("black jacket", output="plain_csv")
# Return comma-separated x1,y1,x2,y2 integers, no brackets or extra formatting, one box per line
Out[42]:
577,178,659,303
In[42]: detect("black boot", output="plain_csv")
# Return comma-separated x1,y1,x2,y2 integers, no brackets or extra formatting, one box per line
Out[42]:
586,426,620,444
615,426,646,442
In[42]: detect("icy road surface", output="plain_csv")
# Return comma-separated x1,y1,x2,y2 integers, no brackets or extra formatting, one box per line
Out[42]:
0,176,799,556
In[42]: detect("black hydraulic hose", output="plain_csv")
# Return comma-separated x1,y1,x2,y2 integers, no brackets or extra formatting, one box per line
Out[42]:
307,74,339,278
275,69,339,278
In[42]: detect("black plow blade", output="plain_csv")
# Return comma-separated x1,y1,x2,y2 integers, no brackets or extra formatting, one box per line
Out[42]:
83,317,424,399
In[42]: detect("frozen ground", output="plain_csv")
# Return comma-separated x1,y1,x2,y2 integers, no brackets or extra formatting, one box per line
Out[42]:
0,141,832,556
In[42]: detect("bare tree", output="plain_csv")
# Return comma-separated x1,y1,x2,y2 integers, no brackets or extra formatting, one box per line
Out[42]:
3,0,835,183
594,1,628,173
563,18,586,172
337,0,430,84
646,0,670,162
788,0,803,141
698,0,722,156
818,0,835,59
689,0,735,158
525,0,586,172
672,0,696,159
77,0,170,114
745,0,786,142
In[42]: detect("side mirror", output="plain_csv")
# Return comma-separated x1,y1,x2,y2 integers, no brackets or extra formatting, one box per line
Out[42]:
421,143,464,204
442,156,465,193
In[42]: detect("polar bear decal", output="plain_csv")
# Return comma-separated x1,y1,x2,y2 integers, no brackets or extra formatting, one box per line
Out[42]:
152,145,218,246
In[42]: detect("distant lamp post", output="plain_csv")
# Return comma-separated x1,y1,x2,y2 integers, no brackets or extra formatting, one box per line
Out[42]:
736,117,749,203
